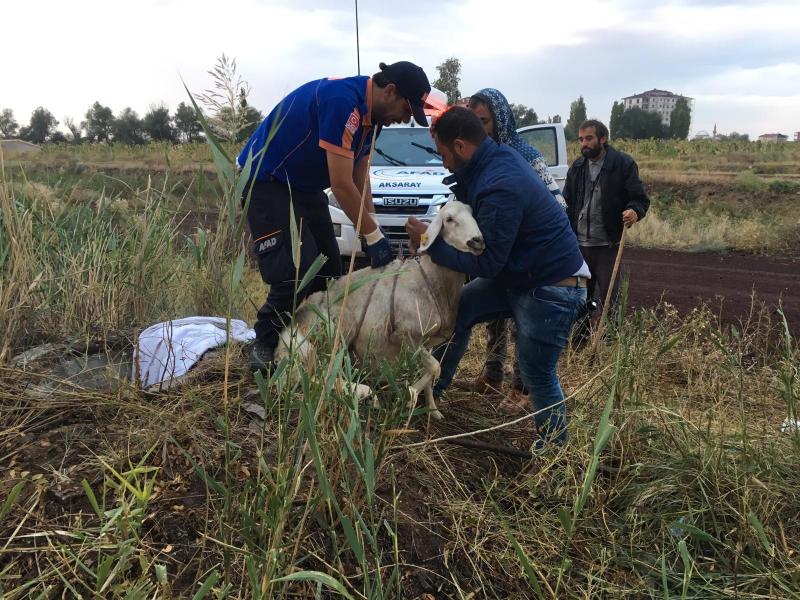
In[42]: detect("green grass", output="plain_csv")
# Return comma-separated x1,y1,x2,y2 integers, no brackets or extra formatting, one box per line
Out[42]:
2,285,798,597
1,136,799,597
576,138,800,176
10,138,800,257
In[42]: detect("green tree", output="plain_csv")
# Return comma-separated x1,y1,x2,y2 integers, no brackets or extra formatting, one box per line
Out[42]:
213,104,263,143
615,107,666,139
432,57,461,105
113,108,145,145
64,117,83,144
669,97,691,139
173,102,201,142
719,131,749,142
511,103,538,127
564,96,587,141
549,114,562,124
83,101,115,142
20,107,59,143
0,109,19,138
238,105,263,142
609,101,625,138
143,104,175,142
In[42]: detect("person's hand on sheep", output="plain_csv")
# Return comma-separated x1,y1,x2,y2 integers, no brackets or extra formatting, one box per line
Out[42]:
405,216,429,257
363,227,395,268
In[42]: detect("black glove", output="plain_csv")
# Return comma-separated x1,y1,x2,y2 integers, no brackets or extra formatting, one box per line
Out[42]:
366,236,394,268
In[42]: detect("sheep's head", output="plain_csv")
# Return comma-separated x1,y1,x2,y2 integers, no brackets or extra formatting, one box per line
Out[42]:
419,199,485,255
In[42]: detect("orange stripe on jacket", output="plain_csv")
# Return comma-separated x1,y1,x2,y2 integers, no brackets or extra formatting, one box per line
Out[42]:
319,139,354,159
362,78,372,125
341,128,353,150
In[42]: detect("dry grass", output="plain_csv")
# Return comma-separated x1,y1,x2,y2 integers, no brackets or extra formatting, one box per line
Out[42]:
2,139,799,598
1,301,798,598
630,173,800,256
626,207,773,253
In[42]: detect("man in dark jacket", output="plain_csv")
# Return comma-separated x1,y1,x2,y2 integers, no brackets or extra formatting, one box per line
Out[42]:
562,119,649,340
406,107,588,446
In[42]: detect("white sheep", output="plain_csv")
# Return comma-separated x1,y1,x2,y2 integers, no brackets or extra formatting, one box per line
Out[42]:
276,200,485,419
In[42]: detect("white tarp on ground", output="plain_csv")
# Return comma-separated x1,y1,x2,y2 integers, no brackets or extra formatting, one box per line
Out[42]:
782,418,800,434
134,317,255,389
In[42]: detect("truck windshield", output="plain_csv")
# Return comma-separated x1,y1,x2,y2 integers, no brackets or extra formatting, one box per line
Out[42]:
373,128,442,167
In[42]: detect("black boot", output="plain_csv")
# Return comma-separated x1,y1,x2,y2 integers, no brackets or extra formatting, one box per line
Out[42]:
249,340,276,374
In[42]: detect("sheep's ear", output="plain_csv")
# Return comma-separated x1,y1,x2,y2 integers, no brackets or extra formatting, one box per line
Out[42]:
418,211,444,252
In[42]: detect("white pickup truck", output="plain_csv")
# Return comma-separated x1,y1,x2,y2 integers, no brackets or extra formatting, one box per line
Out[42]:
327,120,568,260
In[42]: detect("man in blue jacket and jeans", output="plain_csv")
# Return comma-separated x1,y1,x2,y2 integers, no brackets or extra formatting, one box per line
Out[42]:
406,107,588,446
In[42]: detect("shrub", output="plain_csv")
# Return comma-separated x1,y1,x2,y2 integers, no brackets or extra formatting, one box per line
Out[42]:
769,179,800,195
735,170,768,193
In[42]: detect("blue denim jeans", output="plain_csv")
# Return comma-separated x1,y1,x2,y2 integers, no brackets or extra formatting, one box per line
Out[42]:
433,278,586,445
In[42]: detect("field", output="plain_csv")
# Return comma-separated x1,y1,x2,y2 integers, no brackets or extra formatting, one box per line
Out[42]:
1,139,799,598
11,138,800,256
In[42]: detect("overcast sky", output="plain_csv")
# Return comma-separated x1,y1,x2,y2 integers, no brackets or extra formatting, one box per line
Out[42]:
5,0,799,139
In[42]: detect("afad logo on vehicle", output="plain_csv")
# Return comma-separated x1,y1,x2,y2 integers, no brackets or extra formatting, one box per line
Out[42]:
372,168,447,179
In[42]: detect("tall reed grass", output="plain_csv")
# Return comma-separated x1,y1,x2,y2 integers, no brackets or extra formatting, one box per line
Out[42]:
1,109,798,598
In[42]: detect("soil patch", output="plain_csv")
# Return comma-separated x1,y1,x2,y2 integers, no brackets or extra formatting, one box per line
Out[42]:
625,246,799,332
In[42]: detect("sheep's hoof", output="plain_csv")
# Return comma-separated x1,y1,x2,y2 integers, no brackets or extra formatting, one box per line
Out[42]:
429,409,444,421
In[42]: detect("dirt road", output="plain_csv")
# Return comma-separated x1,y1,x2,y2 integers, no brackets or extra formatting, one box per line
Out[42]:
624,247,799,332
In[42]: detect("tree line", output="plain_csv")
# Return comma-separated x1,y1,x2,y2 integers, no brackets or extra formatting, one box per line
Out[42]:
433,58,694,141
0,98,262,146
1,103,202,145
4,55,703,147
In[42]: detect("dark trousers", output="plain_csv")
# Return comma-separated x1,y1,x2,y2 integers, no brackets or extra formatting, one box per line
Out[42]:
574,244,622,341
483,319,526,392
245,179,342,348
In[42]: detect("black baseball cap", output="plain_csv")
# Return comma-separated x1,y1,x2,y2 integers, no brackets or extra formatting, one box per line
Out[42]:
379,61,431,126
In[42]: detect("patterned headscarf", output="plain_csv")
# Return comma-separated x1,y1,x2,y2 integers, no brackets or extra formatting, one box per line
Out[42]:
470,88,543,165
470,87,567,209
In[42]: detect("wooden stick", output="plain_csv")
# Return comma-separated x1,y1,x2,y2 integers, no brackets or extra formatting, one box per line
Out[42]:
589,226,628,356
445,437,534,458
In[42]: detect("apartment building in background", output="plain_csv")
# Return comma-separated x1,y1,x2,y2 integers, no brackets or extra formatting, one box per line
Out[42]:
758,133,788,142
622,89,693,127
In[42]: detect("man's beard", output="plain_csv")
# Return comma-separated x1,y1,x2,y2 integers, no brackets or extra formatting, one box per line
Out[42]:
581,144,603,159
451,154,467,170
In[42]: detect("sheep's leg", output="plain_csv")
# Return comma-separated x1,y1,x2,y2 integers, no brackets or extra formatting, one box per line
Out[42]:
408,348,443,421
277,325,373,401
423,349,443,420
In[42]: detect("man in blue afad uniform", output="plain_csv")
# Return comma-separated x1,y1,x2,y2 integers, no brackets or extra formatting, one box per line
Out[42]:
238,61,431,372
406,107,589,446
